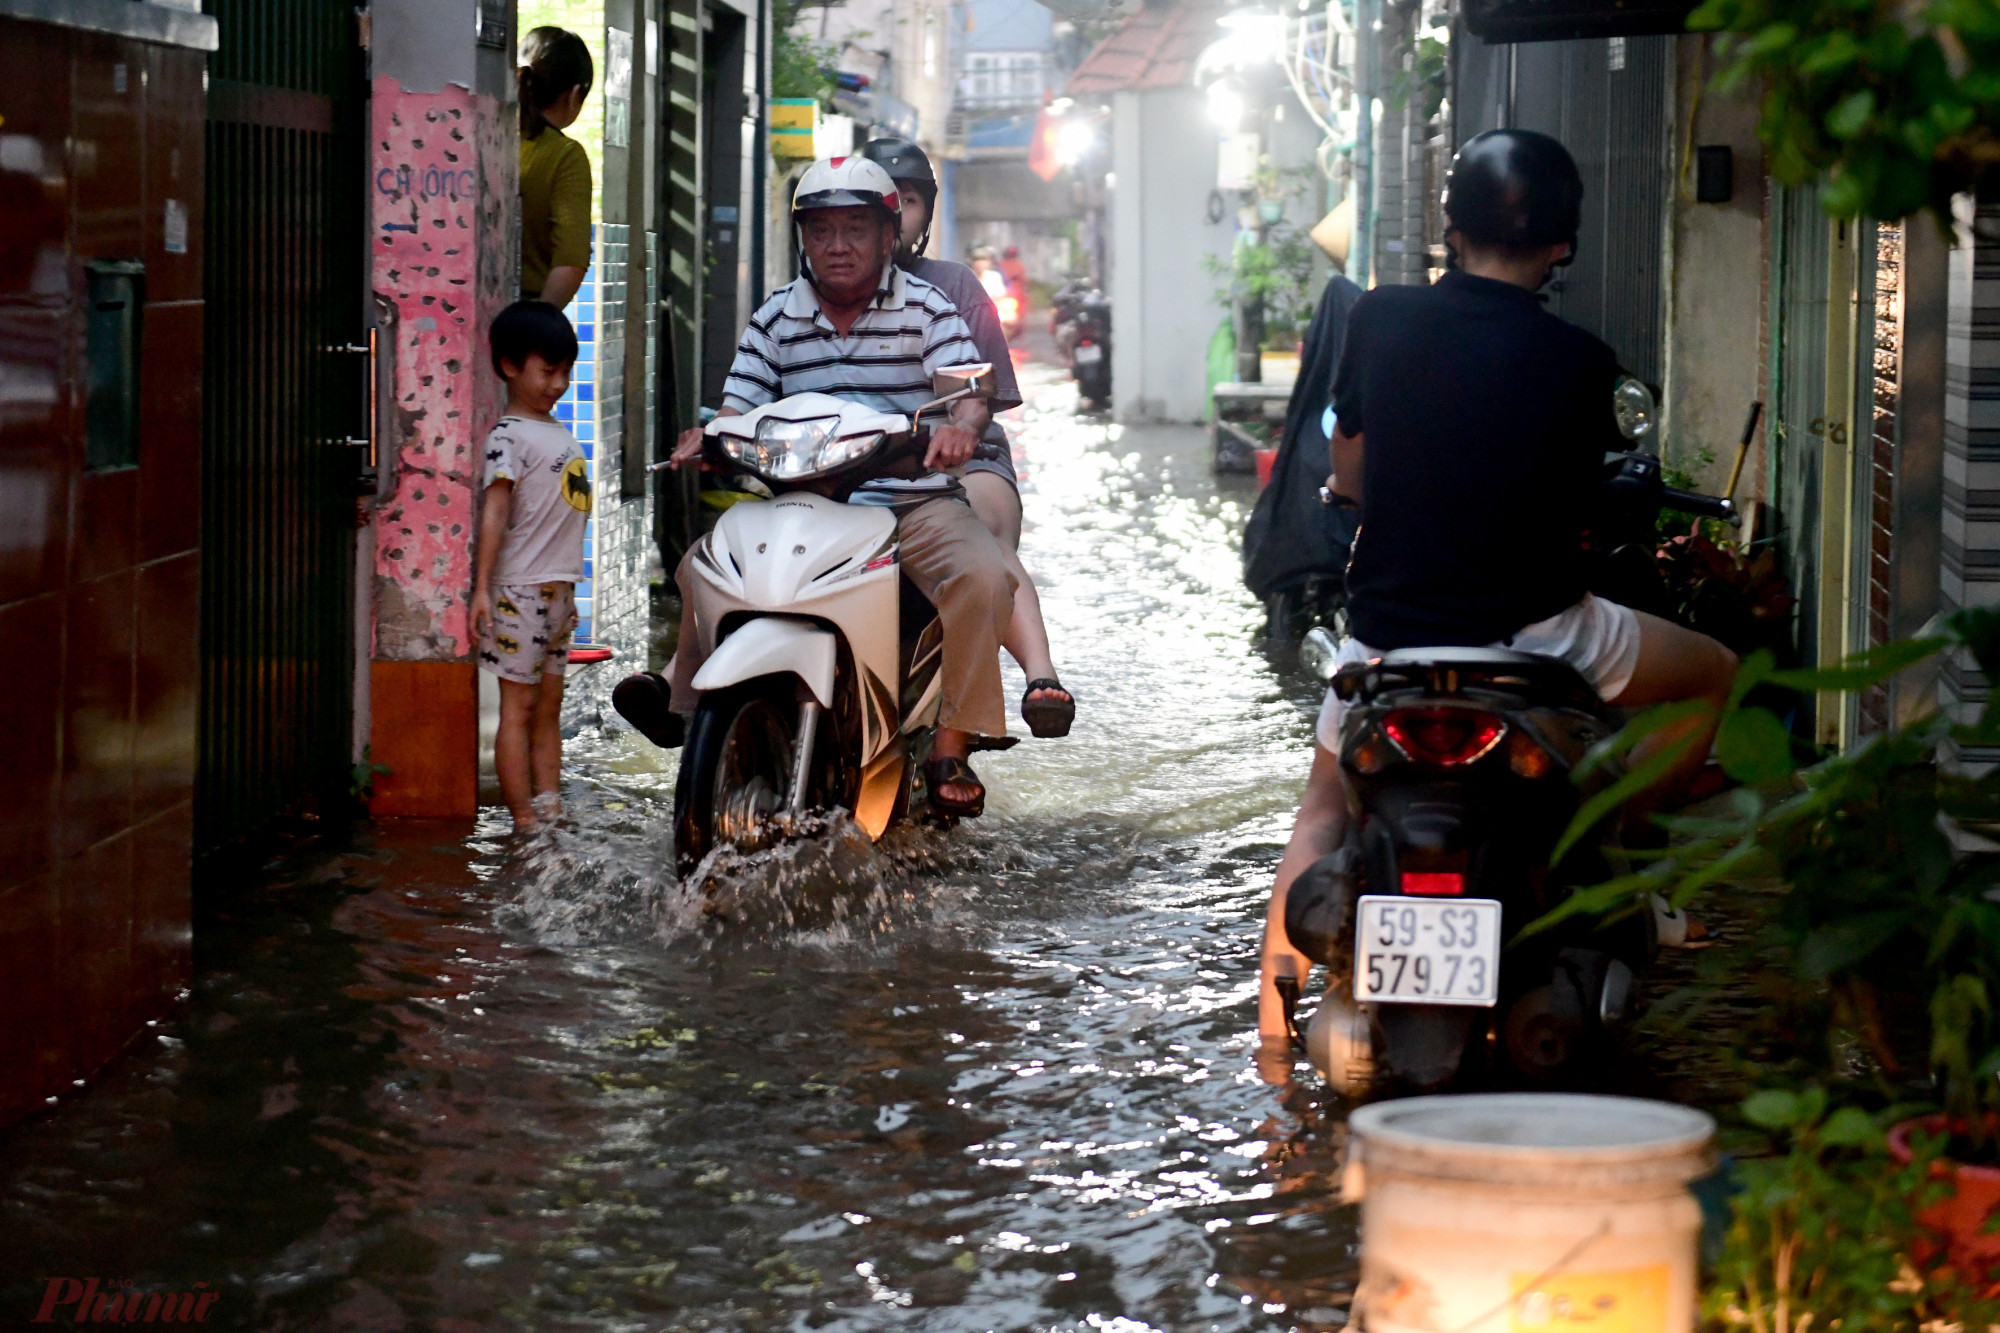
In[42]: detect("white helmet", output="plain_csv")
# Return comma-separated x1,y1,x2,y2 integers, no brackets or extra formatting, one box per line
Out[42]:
792,156,901,227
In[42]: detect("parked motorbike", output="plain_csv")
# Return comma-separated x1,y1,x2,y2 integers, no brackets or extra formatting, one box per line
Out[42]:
669,365,997,876
1277,377,1737,1097
1051,281,1111,408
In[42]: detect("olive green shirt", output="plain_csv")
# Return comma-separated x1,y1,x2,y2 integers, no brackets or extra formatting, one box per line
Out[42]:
520,126,592,299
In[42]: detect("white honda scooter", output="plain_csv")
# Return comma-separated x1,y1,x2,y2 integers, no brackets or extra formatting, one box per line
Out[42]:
664,365,996,875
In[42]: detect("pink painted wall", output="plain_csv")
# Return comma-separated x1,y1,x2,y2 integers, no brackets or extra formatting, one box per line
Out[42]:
368,78,515,661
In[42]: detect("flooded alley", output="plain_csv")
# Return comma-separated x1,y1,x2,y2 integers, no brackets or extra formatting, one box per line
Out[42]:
0,363,1357,1332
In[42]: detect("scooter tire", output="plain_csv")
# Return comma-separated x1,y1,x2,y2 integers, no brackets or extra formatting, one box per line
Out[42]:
673,679,795,877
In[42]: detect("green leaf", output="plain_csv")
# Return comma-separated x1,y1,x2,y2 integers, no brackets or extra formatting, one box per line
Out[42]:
1726,650,1778,710
1932,100,1977,138
1766,636,1950,694
1514,864,1674,941
1874,150,1934,219
1950,607,2000,682
1743,1088,1803,1129
1797,910,1909,977
1715,707,1797,785
1685,0,1731,29
1573,698,1711,785
1667,834,1766,905
1551,732,1699,867
1742,21,1799,56
1826,88,1877,139
1818,1106,1881,1148
1798,30,1865,76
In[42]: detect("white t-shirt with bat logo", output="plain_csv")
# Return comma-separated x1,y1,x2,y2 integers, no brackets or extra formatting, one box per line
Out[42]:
481,415,590,586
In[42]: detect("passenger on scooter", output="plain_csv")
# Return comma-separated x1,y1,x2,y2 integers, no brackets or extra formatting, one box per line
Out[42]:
1253,130,1738,1079
859,135,1076,738
658,156,1016,817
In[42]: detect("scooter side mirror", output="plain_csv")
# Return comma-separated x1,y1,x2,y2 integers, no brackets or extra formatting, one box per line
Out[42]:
932,363,996,401
1300,626,1342,683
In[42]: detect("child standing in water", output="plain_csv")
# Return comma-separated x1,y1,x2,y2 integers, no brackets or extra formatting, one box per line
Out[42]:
472,301,591,831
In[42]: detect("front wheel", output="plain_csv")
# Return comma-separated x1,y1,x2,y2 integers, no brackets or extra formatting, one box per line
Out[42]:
673,680,799,876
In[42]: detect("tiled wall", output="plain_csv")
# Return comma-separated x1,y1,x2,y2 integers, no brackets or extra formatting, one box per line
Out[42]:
1942,190,2000,768
552,230,601,639
0,21,205,1123
550,225,651,686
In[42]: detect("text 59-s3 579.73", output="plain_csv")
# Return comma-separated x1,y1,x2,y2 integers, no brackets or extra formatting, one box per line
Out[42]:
1353,896,1503,1007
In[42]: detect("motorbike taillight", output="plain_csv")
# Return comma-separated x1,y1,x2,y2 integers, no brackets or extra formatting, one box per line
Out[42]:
1381,707,1506,767
1401,872,1465,896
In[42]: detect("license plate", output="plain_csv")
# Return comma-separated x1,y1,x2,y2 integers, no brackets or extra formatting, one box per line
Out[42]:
1354,895,1503,1007
1074,344,1104,364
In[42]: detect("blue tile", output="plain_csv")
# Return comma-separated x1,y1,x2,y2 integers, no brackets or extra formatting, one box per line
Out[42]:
576,383,594,402
576,324,593,342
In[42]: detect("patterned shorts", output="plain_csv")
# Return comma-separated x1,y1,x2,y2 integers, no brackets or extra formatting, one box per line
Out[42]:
478,581,577,686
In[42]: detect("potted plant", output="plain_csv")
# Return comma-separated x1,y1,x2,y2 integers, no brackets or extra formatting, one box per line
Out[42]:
1536,608,2000,1284
1708,1086,2000,1330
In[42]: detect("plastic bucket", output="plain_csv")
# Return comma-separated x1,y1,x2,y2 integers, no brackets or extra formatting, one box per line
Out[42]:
1346,1094,1715,1333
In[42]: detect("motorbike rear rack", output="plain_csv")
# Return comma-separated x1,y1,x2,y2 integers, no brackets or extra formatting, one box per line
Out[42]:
1333,649,1601,710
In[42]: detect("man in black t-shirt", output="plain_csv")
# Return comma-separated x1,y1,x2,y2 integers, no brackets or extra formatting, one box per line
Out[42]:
1254,131,1739,1075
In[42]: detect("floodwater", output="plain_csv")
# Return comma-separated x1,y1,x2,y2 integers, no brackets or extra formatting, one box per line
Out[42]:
0,360,1358,1331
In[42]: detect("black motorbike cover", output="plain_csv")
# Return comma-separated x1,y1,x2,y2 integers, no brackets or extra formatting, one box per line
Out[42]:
1242,274,1364,601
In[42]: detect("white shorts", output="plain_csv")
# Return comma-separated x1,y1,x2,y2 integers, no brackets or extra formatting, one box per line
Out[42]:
1314,594,1642,752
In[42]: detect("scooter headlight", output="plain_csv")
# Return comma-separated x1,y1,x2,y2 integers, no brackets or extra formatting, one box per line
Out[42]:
722,415,884,481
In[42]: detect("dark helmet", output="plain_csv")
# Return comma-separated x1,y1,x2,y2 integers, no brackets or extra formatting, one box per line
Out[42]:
1442,129,1583,260
859,137,939,256
859,136,936,188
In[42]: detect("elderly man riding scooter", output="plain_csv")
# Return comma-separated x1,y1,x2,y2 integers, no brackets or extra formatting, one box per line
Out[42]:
629,157,1017,818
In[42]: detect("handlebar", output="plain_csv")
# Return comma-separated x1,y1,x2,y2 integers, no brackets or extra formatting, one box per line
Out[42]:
1660,487,1739,526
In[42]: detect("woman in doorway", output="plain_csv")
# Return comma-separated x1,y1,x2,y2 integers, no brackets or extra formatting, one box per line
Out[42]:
518,27,595,311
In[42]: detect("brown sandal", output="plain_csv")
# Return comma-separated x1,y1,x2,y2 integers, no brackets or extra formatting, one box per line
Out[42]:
924,755,986,818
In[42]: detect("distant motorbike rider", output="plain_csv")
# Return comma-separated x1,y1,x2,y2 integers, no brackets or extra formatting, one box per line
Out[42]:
651,156,1013,817
860,136,1075,738
1253,130,1738,1077
968,246,1008,302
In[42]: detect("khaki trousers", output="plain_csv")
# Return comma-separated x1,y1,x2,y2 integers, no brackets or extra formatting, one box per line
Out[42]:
670,496,1017,738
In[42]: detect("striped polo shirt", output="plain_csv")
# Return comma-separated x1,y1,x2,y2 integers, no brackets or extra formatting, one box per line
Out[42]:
721,265,984,504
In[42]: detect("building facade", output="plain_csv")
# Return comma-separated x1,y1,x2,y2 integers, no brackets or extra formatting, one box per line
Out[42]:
0,0,216,1123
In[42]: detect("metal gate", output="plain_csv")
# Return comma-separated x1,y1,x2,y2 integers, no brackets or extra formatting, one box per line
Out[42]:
1767,183,1831,669
1453,33,1674,384
198,0,366,849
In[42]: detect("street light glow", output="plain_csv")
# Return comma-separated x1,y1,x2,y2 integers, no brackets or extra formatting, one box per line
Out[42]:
1206,80,1246,131
1056,118,1095,165
1211,11,1283,68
